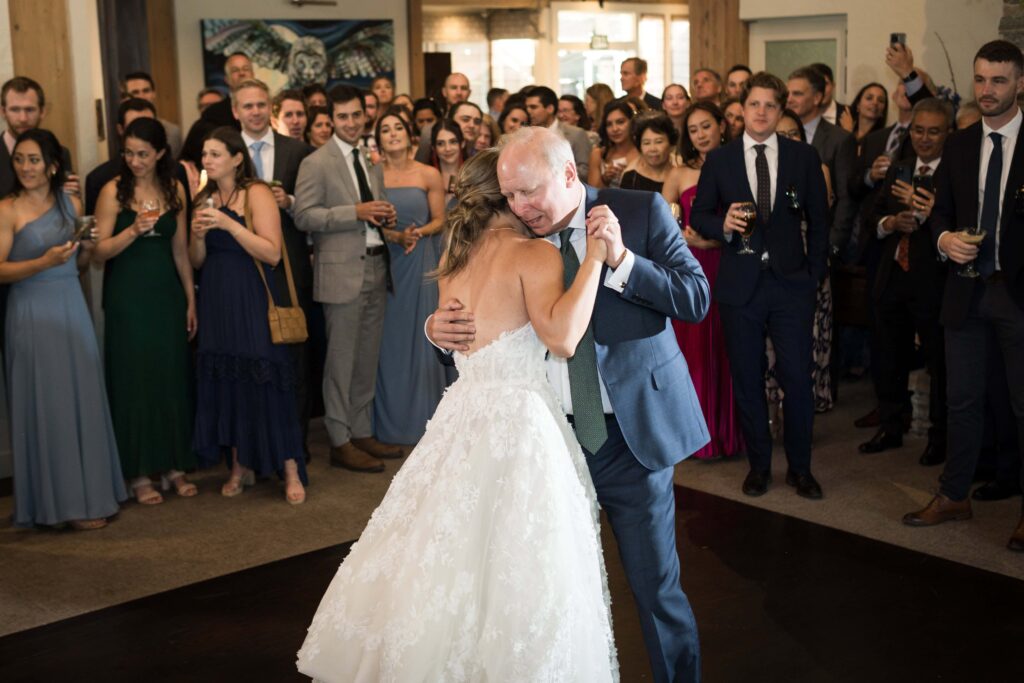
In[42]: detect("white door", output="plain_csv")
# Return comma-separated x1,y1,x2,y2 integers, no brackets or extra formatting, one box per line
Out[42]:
748,15,848,101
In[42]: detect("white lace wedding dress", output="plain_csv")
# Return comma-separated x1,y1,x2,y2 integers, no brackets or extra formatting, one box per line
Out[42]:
296,322,618,682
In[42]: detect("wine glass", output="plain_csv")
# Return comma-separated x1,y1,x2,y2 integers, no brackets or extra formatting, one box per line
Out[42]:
668,203,683,228
736,202,757,255
139,199,160,238
956,225,986,279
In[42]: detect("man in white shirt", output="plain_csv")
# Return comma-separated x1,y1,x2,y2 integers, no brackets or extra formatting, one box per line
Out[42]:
903,41,1024,552
294,85,402,472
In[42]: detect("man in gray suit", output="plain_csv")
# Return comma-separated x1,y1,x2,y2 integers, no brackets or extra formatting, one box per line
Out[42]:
293,85,403,472
788,66,857,253
525,86,592,179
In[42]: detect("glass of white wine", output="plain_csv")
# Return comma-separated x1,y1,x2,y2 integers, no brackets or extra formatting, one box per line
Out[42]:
956,225,986,279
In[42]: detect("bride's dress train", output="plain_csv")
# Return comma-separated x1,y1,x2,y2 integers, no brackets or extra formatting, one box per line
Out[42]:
296,323,618,682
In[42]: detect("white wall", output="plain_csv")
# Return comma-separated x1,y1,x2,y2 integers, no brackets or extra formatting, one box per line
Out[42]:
741,0,1003,112
174,0,410,130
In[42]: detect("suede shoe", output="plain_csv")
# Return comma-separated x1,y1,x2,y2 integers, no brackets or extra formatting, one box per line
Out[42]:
902,494,972,527
330,442,385,473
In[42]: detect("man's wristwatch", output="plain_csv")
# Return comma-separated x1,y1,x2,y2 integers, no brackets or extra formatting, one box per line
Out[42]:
902,70,919,83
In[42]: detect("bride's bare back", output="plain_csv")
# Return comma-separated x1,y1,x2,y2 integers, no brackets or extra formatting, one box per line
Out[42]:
439,213,606,358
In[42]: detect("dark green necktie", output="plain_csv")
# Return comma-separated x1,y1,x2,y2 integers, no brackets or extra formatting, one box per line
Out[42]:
561,230,608,453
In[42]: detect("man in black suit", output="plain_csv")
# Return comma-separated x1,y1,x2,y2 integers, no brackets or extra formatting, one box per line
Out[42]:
858,98,952,462
788,66,857,254
692,72,830,499
233,79,317,456
619,57,662,110
903,41,1024,552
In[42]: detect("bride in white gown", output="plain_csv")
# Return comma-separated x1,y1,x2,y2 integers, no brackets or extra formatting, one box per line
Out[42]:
296,148,618,682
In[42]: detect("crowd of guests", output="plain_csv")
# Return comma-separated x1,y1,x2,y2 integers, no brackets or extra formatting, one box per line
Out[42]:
0,40,1021,551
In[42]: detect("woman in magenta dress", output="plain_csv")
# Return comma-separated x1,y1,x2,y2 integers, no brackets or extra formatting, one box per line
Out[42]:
662,101,744,459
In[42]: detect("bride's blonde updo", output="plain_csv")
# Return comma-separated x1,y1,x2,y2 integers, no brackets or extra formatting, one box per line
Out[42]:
435,148,508,279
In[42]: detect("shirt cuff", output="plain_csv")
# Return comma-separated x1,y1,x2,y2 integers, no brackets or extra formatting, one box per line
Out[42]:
905,75,924,97
877,217,891,240
603,249,635,292
423,314,453,354
936,230,950,261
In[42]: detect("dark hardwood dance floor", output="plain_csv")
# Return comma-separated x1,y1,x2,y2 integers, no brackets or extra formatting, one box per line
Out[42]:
1,487,1022,682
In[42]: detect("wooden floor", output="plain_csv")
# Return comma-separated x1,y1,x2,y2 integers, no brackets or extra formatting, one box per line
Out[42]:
1,487,1022,682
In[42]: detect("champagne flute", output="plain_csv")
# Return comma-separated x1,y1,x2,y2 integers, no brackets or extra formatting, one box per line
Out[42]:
668,202,683,228
736,201,757,255
139,199,160,238
955,225,986,279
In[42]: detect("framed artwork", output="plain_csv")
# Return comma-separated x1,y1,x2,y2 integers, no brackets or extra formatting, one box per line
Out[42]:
201,18,395,93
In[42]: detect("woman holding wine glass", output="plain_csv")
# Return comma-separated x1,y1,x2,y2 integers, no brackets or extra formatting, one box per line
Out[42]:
189,126,307,505
373,110,450,445
661,101,744,460
0,128,126,529
93,117,198,505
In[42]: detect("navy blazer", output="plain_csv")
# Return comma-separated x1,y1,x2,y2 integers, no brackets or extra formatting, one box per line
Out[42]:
931,121,1024,327
690,136,830,307
585,185,711,468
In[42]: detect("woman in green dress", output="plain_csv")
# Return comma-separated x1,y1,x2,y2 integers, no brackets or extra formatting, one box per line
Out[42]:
93,117,198,505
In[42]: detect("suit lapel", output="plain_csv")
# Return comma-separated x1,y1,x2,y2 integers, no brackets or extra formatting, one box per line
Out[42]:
272,131,286,180
730,141,755,204
1000,127,1024,237
964,124,983,220
773,136,789,220
325,138,359,201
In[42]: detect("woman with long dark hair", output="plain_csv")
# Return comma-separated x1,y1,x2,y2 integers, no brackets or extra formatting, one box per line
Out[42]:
189,126,307,505
842,82,889,147
661,101,744,460
430,120,465,205
304,106,334,148
0,129,126,529
93,117,197,504
587,100,639,189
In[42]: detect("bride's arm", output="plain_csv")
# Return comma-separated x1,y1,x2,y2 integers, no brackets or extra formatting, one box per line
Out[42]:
519,236,606,358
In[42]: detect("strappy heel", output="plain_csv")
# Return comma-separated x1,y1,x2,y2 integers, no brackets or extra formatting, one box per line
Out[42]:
221,469,255,497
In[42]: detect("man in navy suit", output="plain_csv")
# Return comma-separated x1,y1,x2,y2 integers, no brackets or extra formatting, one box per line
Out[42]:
429,125,710,682
903,41,1024,552
691,72,830,499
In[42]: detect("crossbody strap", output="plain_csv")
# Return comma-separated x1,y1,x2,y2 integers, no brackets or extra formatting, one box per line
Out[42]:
243,182,300,310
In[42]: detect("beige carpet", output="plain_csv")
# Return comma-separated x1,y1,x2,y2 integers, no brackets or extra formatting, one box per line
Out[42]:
0,421,397,636
674,378,1024,581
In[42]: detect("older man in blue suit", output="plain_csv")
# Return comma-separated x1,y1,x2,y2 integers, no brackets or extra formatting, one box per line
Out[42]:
691,72,830,500
428,125,710,682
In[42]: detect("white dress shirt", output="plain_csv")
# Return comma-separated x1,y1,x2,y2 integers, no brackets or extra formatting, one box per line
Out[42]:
876,156,941,249
822,100,838,125
803,115,822,146
241,129,275,182
544,188,633,415
742,131,779,212
334,135,384,248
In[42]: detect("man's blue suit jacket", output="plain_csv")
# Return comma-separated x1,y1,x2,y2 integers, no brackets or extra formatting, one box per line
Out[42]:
585,184,711,469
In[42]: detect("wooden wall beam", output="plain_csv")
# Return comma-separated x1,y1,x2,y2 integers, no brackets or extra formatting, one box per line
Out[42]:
146,0,180,125
8,0,77,160
688,0,749,79
408,0,425,98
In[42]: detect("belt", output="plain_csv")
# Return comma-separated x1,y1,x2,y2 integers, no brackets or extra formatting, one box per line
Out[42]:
366,245,386,256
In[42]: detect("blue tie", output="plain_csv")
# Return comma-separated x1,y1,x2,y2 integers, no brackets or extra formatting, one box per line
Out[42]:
978,132,1002,278
249,140,266,181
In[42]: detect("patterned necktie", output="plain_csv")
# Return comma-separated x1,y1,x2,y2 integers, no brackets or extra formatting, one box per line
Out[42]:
887,125,907,156
754,144,771,224
978,132,1002,278
560,230,607,453
896,164,930,272
249,140,266,181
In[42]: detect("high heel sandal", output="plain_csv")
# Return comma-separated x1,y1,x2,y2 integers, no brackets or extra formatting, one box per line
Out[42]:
131,478,164,505
221,469,255,497
70,518,108,530
284,476,306,505
161,471,198,497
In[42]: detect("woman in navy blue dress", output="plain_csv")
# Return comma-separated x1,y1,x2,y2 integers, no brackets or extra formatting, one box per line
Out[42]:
189,126,307,504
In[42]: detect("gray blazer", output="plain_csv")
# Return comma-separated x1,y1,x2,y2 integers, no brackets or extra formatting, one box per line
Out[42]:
293,139,386,305
554,121,593,179
811,118,857,252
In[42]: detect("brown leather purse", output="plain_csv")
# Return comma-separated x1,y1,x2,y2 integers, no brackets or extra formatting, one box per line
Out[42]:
244,185,308,344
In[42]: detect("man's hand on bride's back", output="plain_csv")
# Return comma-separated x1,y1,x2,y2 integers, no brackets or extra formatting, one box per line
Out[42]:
427,298,476,352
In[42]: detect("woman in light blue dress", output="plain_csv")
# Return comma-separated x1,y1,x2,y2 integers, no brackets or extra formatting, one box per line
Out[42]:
0,129,126,530
372,109,452,445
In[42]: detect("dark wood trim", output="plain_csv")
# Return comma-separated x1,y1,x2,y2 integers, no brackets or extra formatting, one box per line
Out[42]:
408,0,425,98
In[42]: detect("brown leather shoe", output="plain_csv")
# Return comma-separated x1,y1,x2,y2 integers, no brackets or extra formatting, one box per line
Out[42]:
330,442,385,473
352,436,404,460
902,494,973,527
1009,516,1024,552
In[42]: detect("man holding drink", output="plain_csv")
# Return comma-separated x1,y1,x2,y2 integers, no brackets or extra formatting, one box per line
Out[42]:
691,72,830,499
